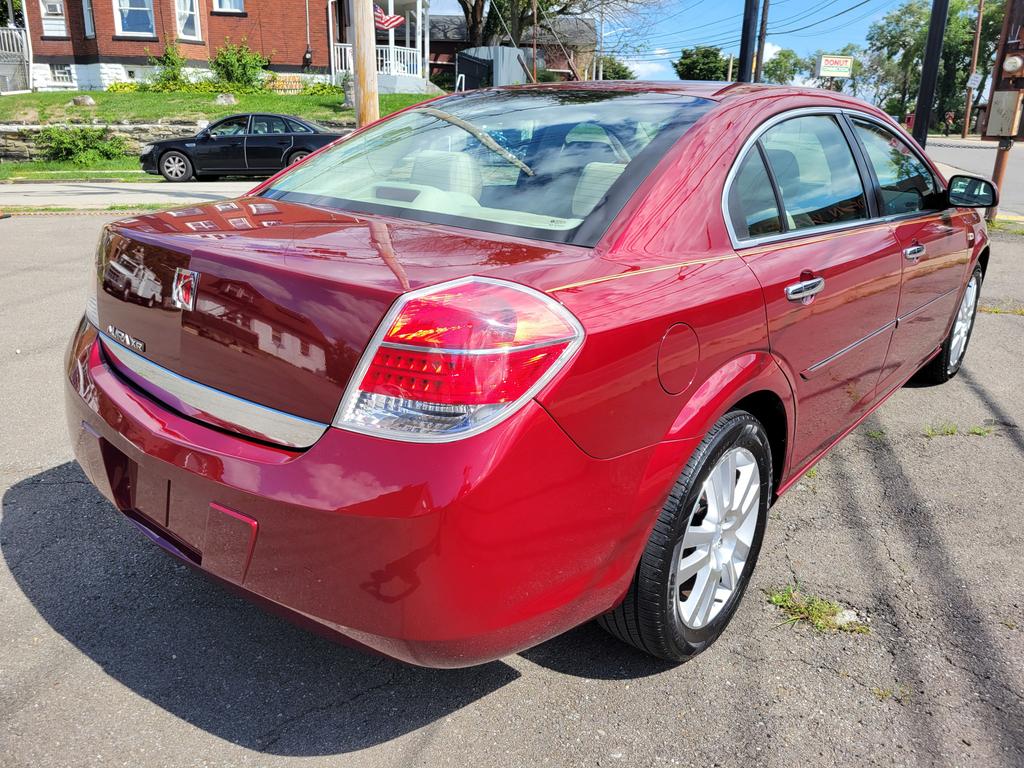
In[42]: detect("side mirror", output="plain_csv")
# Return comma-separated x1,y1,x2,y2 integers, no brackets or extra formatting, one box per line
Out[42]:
947,174,997,208
196,129,211,141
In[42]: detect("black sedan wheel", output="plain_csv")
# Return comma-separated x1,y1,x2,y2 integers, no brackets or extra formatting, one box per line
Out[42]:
160,151,193,182
288,150,310,165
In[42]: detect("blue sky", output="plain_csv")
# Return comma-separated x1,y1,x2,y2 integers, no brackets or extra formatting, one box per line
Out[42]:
430,0,902,79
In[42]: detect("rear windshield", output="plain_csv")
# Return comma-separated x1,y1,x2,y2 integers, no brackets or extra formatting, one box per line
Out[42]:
260,89,713,246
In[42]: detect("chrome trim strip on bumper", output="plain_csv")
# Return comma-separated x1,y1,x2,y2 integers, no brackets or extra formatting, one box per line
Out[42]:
98,332,329,449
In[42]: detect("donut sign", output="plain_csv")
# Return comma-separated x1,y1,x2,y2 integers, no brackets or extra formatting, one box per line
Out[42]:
816,55,854,79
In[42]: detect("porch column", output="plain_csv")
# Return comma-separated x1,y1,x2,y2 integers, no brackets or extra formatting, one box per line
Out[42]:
387,0,395,73
423,1,430,80
415,0,422,76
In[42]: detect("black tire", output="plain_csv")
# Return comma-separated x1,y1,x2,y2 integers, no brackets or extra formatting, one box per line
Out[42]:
914,265,983,385
159,150,193,183
288,150,310,165
598,410,773,662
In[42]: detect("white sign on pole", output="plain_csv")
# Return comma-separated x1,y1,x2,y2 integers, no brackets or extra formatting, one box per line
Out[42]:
966,72,983,90
816,55,854,78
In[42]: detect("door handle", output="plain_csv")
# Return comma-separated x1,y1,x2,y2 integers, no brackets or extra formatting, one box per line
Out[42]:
903,244,926,261
785,276,825,302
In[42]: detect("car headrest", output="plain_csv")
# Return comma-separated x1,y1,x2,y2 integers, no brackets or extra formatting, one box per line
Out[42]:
410,150,483,201
572,162,626,218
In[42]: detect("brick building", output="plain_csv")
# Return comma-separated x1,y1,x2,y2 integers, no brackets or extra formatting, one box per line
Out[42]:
17,0,435,92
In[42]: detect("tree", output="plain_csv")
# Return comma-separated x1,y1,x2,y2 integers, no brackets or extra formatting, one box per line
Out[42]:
761,48,801,85
0,0,24,26
673,47,729,81
802,44,868,97
599,55,636,79
457,0,489,48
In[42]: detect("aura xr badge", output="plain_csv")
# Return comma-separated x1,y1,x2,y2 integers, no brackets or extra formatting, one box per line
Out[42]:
107,324,146,353
171,268,200,311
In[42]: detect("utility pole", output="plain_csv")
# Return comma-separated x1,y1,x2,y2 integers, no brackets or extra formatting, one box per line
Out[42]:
598,4,605,80
352,0,380,127
532,0,538,81
754,0,770,83
962,0,985,137
912,0,951,147
727,54,734,81
737,0,759,83
982,0,1023,219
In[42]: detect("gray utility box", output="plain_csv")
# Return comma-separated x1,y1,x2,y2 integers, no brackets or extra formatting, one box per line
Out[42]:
987,91,1024,137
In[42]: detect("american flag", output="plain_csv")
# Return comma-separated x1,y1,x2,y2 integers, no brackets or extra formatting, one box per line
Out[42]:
374,4,405,30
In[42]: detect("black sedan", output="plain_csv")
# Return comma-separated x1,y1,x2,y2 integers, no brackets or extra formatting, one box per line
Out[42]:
140,113,344,182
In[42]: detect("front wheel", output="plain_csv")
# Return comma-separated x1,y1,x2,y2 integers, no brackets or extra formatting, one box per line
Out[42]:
599,410,772,662
159,151,193,182
914,265,982,385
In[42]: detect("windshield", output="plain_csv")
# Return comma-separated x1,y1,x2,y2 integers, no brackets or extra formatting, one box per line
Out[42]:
260,89,714,245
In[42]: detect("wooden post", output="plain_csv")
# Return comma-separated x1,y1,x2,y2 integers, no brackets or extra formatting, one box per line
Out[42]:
962,0,985,138
353,0,380,127
532,0,538,81
754,0,770,82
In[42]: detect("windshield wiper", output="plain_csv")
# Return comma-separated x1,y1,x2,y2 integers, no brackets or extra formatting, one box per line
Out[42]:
415,107,535,177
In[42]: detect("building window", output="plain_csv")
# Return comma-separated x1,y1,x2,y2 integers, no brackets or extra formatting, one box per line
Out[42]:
39,0,68,36
176,0,201,40
113,0,156,36
82,0,95,37
213,0,244,11
49,64,74,84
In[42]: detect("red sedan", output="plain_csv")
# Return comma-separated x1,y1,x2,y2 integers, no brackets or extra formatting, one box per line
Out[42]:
65,82,996,667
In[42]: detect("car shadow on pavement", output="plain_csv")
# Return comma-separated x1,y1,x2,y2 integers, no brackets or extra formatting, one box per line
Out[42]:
1,462,520,757
836,411,1024,762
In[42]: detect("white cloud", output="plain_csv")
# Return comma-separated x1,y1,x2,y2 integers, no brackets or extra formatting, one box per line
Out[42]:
762,42,782,62
625,58,676,81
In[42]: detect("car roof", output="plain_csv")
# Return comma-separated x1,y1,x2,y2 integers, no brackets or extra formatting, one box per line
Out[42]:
492,80,875,108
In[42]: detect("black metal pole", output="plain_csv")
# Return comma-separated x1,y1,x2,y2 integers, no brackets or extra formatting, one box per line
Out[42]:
737,0,760,83
912,0,951,147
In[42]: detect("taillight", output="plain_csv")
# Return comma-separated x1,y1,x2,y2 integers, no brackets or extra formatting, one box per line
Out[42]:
334,277,584,441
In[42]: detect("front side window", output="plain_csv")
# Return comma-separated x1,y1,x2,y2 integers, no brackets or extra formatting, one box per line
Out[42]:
728,147,782,240
208,116,249,136
176,0,201,40
852,119,936,216
261,90,713,245
83,0,95,37
114,0,155,36
760,115,868,231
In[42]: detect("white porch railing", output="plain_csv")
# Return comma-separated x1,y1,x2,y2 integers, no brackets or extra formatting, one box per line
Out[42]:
335,43,421,77
0,27,30,93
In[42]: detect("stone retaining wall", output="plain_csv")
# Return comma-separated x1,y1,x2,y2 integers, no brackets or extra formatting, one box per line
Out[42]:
0,120,354,162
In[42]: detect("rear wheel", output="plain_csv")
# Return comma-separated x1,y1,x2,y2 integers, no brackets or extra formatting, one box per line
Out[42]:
915,265,982,385
288,150,310,165
159,151,193,182
599,410,772,662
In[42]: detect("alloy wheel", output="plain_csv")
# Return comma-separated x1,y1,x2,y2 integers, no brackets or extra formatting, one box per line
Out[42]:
289,152,310,165
673,447,761,630
162,155,188,180
948,275,978,373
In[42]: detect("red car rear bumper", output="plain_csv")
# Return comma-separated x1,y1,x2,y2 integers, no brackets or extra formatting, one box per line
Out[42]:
65,319,678,667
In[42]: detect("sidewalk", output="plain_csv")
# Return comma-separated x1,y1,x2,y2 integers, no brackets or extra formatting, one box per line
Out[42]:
0,180,254,210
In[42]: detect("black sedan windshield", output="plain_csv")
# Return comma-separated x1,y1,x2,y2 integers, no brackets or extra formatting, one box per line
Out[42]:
261,89,713,245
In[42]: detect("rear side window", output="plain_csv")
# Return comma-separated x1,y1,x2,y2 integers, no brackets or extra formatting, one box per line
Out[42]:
252,116,289,135
760,115,868,231
728,148,782,240
851,119,936,216
288,119,314,134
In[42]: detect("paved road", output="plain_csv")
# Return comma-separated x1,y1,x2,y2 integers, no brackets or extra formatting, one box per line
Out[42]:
0,180,254,209
1,216,1023,767
927,139,1024,216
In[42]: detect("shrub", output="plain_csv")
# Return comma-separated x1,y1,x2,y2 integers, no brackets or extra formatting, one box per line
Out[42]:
36,127,130,163
210,39,270,89
430,71,455,92
535,68,560,83
105,80,140,93
300,80,345,96
147,43,188,90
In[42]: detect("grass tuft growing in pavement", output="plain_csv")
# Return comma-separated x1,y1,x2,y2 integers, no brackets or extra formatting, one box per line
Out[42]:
766,585,869,634
923,423,959,438
979,305,1024,317
968,425,994,437
865,428,886,440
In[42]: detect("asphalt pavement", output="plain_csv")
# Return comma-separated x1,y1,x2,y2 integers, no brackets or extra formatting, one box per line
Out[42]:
1,215,1022,767
0,180,255,209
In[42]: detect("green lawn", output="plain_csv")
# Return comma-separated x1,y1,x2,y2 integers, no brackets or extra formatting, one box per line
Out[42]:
0,91,427,125
0,156,144,182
